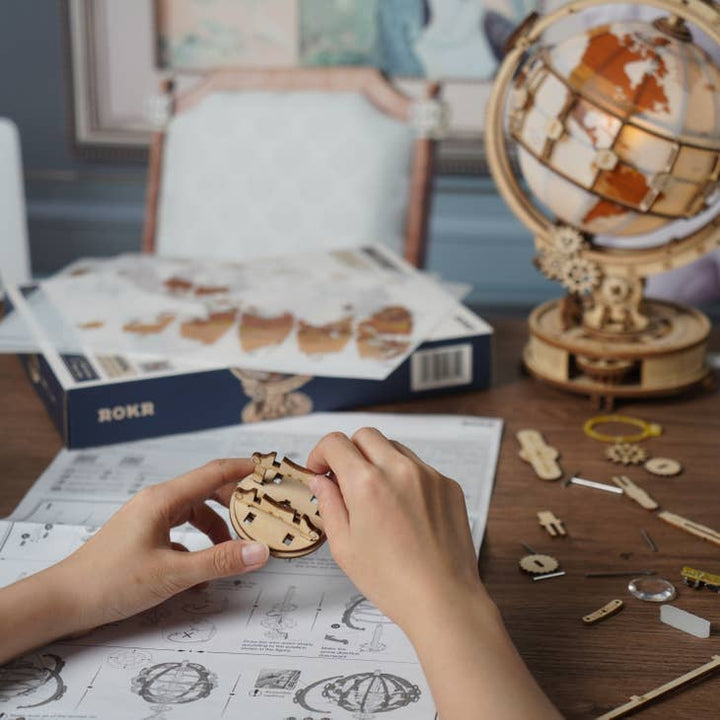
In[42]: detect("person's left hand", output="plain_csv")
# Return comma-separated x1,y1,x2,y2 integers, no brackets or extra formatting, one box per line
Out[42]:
52,458,269,635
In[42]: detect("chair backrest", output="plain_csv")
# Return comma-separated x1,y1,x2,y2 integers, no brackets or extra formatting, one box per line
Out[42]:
0,118,31,294
143,68,438,267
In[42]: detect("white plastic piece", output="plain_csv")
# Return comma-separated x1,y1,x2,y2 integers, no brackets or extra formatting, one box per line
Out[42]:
660,604,711,638
0,118,31,295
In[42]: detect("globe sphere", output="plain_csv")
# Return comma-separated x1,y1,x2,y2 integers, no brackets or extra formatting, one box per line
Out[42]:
510,19,720,237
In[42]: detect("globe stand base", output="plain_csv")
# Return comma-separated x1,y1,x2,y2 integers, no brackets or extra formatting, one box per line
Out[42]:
523,298,712,405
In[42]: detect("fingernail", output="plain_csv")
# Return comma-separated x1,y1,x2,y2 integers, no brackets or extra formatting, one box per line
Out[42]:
241,542,269,566
309,476,322,494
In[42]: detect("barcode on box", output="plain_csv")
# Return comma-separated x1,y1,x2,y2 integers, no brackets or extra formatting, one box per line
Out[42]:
411,343,473,391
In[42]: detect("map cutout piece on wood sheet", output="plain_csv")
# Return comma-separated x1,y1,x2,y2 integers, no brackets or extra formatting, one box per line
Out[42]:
38,245,456,380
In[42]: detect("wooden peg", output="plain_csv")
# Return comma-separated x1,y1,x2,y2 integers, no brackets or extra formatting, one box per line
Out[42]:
517,429,562,480
537,510,566,537
582,598,624,625
657,511,720,547
611,475,659,511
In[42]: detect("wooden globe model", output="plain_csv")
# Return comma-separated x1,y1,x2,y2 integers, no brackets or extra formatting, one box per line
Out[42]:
486,0,720,404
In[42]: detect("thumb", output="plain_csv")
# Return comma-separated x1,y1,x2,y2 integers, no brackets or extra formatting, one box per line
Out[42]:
174,539,269,588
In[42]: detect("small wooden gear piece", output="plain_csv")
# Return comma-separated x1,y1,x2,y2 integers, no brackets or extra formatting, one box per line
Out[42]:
644,457,683,476
605,443,647,466
229,452,325,558
519,553,560,575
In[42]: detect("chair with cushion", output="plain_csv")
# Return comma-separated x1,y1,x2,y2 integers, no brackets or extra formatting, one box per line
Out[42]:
0,118,31,295
142,68,442,267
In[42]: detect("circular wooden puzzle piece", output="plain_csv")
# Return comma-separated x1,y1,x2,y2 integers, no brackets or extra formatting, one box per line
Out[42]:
229,452,325,558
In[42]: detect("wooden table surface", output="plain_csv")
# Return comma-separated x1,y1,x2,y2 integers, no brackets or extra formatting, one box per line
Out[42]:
1,314,719,719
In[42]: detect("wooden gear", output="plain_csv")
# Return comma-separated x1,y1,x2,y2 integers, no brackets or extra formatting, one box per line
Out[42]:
486,0,720,404
229,452,325,558
519,553,560,575
644,457,682,476
517,429,563,480
605,443,647,466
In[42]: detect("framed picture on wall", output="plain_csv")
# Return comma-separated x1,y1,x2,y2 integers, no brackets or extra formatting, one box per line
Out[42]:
65,0,536,173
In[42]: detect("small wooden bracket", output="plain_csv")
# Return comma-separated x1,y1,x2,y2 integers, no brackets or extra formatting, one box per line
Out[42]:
517,429,563,480
537,510,566,537
611,475,659,511
583,598,624,625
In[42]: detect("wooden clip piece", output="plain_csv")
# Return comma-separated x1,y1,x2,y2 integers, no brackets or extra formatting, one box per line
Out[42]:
611,475,659,511
537,510,566,537
517,429,562,480
582,598,623,625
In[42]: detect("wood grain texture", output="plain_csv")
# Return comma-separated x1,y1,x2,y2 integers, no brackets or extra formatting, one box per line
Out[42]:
1,316,719,718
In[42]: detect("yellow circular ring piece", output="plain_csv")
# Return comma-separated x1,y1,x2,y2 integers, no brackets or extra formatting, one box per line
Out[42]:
583,415,662,444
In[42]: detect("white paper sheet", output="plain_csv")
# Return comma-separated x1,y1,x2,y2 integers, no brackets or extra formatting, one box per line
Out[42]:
0,412,503,718
34,246,457,380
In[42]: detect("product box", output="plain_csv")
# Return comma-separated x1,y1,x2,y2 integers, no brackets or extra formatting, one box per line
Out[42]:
18,302,492,448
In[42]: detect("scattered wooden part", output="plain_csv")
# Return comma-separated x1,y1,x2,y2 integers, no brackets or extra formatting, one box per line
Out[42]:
229,451,325,558
537,510,566,537
596,655,720,719
611,475,659,511
517,429,562,480
519,553,559,575
660,604,711,638
681,566,720,591
644,457,682,476
657,510,720,547
583,415,662,444
582,598,624,625
641,529,658,552
605,443,647,465
569,475,623,494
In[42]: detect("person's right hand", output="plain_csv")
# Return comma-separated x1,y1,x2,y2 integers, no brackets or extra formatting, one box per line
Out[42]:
307,428,492,636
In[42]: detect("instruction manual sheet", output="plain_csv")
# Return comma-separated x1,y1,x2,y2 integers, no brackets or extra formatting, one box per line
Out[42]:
0,412,502,719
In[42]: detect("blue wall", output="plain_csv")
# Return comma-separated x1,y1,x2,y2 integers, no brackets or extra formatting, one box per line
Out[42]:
0,0,556,307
